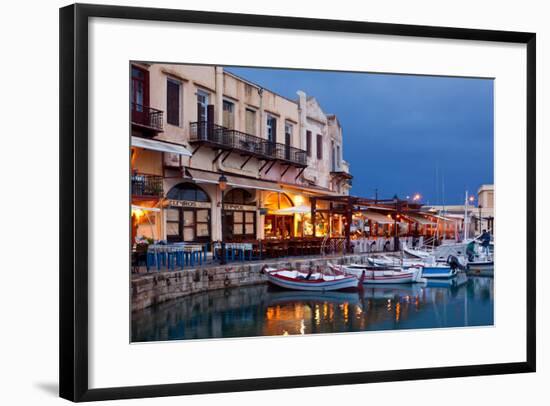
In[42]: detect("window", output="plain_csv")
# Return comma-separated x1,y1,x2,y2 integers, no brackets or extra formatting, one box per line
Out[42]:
225,188,255,205
166,78,181,126
317,134,323,159
306,131,312,157
284,123,292,160
131,67,147,110
267,116,277,143
197,90,209,122
230,211,256,237
337,145,341,168
166,182,210,202
245,108,256,135
331,141,336,171
223,100,235,129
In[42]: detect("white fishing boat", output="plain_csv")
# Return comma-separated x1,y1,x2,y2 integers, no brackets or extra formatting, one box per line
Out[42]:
337,264,420,284
265,268,359,292
367,255,426,268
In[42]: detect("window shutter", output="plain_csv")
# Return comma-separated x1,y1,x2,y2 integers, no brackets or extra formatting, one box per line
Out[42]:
317,134,323,159
167,80,180,125
306,131,312,157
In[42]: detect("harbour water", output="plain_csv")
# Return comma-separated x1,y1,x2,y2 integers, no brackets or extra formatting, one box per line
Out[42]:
131,275,494,342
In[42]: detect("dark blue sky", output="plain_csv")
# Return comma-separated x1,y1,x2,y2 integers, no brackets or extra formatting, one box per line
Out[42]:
226,67,493,205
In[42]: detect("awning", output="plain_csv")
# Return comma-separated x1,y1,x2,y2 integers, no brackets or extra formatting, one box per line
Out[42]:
428,214,460,222
403,212,436,225
186,168,282,193
280,182,340,196
362,210,394,224
131,136,192,156
272,205,311,215
131,205,161,212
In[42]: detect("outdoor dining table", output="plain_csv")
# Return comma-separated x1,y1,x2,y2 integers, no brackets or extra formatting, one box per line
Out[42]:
147,243,207,271
212,242,254,262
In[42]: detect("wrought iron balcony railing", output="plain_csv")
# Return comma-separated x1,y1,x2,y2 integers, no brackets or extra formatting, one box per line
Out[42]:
131,103,164,132
189,121,307,167
131,173,164,197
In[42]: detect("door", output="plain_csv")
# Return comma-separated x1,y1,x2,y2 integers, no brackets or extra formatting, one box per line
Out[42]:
284,123,292,160
266,116,277,156
197,91,209,138
182,210,195,242
166,208,211,243
131,66,149,125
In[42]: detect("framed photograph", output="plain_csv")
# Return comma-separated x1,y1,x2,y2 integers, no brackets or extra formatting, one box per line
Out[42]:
59,3,536,402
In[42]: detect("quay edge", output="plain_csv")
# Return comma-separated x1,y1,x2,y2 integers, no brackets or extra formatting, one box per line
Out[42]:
131,253,376,311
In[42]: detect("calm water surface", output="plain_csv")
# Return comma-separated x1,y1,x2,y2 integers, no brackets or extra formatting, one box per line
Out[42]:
131,275,494,342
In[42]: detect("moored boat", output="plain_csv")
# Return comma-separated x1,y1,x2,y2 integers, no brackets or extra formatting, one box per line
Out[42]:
467,260,494,276
338,264,420,284
421,264,458,279
265,268,359,292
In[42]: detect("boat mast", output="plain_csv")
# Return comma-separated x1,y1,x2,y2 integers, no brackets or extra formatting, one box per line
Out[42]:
464,190,469,241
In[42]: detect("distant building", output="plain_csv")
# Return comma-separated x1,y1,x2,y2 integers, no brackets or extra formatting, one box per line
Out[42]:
424,184,494,239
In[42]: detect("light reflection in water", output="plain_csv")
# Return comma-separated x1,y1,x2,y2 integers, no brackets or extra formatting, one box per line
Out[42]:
132,276,494,342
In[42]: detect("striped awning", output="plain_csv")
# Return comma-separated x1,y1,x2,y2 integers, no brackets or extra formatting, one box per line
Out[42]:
185,168,282,193
403,213,436,225
131,136,192,156
362,210,394,224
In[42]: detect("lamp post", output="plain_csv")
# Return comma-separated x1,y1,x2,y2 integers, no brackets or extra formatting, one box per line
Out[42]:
219,174,228,265
393,194,400,252
478,204,483,234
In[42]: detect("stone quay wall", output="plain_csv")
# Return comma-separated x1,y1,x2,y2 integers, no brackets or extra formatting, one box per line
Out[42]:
131,253,375,311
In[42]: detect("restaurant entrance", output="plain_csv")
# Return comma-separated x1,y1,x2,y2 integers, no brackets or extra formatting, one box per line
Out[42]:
165,182,211,243
264,192,295,239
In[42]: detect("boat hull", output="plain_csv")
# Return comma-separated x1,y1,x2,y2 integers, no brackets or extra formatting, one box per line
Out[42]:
421,266,458,279
467,262,494,276
266,271,358,291
342,265,417,284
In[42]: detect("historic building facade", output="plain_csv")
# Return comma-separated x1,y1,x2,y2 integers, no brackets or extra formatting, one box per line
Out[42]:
130,63,352,244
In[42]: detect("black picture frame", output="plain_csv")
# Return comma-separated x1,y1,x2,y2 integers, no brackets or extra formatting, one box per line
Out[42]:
59,3,536,402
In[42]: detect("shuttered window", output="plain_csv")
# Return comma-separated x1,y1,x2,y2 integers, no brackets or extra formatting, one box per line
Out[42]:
166,79,181,126
317,133,323,159
245,108,256,135
223,100,235,129
306,131,312,157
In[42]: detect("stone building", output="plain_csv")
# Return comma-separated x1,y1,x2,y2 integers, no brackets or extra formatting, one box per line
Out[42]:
130,63,352,244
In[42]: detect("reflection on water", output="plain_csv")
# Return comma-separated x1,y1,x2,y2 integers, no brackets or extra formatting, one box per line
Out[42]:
131,276,494,342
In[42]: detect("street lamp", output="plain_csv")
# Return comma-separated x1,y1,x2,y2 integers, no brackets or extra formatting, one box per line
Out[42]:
478,204,483,234
412,193,421,202
219,174,228,265
393,194,399,252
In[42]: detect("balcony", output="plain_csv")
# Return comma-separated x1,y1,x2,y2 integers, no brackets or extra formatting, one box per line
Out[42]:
189,121,307,167
330,160,353,186
131,173,163,198
131,103,163,135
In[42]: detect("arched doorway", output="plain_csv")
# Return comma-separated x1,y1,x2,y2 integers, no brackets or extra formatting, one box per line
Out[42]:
264,192,295,239
223,188,257,241
165,182,211,243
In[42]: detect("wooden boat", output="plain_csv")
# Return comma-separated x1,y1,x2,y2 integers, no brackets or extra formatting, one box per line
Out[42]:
467,260,494,276
421,264,458,279
339,264,419,284
265,268,359,292
425,272,468,288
